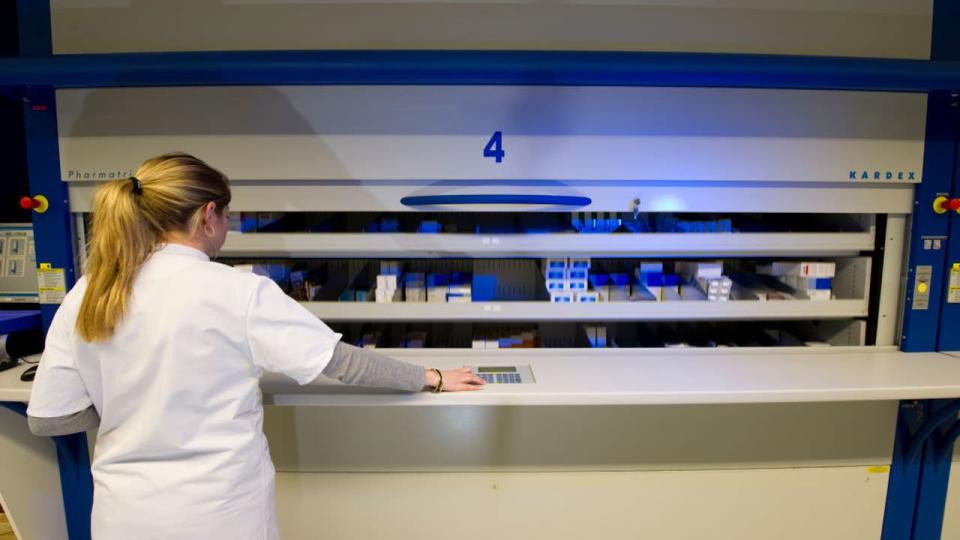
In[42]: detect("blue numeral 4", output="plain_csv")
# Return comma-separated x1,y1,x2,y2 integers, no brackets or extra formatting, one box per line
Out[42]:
484,131,505,163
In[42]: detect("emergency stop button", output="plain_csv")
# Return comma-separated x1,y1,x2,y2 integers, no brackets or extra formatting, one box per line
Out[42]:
20,195,49,213
933,196,960,214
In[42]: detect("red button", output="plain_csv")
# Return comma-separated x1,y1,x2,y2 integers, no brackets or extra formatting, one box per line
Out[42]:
941,198,960,212
19,196,39,210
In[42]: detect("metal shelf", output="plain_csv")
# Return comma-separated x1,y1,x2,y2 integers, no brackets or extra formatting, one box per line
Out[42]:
220,231,874,258
2,50,960,91
301,299,868,322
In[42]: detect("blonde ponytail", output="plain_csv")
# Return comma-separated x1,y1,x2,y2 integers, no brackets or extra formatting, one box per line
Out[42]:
77,153,230,342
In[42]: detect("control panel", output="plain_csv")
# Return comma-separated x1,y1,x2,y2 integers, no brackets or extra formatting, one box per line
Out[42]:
912,265,933,311
0,225,39,303
466,365,535,384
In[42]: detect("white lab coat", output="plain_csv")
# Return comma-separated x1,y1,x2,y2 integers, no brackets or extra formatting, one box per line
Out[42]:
27,243,341,539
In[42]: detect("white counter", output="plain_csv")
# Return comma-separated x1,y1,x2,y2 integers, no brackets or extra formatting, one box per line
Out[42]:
5,348,960,407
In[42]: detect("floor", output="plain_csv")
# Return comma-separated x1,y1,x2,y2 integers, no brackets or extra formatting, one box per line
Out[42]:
0,512,14,539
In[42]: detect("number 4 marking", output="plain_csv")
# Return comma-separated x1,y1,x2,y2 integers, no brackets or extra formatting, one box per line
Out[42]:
484,131,505,163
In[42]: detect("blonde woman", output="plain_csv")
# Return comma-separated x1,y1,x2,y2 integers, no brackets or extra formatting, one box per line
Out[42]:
26,153,484,540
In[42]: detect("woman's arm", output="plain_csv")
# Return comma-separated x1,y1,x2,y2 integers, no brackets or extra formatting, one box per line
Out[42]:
320,342,484,392
28,406,101,437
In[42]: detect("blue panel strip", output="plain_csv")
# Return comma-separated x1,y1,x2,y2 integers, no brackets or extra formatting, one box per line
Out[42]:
937,148,960,351
899,91,957,352
911,402,957,540
934,0,960,352
886,3,960,535
401,194,591,207
16,4,91,540
22,87,77,332
15,0,51,56
0,401,27,416
931,0,960,61
0,50,959,91
51,433,94,540
0,310,41,334
882,402,925,539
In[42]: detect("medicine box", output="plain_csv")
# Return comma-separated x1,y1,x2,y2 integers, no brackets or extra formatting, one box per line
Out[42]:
764,261,836,277
567,279,588,291
546,279,567,292
576,291,599,303
676,261,723,279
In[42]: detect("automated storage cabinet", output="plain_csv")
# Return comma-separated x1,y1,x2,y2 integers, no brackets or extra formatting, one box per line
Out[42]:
59,84,954,406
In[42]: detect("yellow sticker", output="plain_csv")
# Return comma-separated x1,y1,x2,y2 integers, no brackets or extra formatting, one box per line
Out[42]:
949,263,960,304
36,266,67,304
867,466,890,474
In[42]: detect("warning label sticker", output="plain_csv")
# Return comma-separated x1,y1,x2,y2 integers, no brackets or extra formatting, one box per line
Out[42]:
948,263,960,304
37,265,66,304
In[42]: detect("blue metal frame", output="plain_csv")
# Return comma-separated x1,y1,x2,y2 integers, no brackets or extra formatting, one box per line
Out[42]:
882,2,960,539
899,90,957,353
12,2,91,539
939,141,960,349
883,399,960,540
21,86,77,332
937,0,960,350
0,50,959,92
0,310,41,335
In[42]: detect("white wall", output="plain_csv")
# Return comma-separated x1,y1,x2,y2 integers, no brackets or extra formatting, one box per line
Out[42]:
50,0,932,59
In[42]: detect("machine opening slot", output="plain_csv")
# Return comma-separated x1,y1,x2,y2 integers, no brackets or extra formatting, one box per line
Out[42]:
224,211,870,235
215,257,869,304
329,320,865,349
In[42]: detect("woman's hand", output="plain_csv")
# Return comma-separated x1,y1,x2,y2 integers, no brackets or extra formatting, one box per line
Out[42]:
424,367,486,392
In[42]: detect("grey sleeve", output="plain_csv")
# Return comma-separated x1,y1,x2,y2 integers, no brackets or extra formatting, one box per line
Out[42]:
28,406,100,437
320,342,426,392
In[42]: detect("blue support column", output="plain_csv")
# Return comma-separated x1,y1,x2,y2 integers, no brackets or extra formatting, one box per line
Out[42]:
883,2,960,538
940,149,960,350
912,402,958,539
882,399,960,540
49,432,94,540
21,86,76,331
16,2,92,539
18,2,77,332
881,402,926,539
934,0,960,352
899,90,958,352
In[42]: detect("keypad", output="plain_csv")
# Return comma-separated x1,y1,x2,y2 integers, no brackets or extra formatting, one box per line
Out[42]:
478,372,522,384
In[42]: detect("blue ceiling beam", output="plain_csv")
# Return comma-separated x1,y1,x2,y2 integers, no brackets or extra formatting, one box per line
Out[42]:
0,50,958,91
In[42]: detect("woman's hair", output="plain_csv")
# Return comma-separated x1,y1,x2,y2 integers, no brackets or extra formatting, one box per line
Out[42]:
77,152,231,342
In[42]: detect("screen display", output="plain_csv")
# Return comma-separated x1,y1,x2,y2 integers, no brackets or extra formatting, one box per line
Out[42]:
478,366,517,373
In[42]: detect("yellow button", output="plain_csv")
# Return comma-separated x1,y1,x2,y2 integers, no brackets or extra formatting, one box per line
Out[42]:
917,282,929,294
